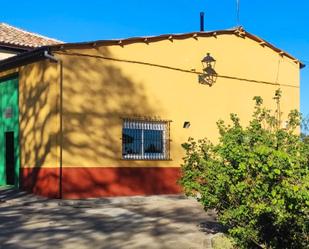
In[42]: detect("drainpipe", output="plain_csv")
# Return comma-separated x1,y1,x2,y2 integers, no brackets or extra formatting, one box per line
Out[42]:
43,51,63,199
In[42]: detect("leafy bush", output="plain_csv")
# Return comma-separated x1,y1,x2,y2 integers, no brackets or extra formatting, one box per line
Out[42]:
180,91,309,248
212,233,235,249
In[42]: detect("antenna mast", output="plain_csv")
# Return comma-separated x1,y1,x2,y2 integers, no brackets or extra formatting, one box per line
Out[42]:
236,0,240,26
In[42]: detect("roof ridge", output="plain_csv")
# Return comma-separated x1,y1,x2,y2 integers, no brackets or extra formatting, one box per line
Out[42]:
0,22,62,43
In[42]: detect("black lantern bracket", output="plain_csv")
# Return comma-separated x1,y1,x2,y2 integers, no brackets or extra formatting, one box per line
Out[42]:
198,53,217,86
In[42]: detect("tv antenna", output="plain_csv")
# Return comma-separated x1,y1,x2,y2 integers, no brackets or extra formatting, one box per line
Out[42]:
236,0,240,26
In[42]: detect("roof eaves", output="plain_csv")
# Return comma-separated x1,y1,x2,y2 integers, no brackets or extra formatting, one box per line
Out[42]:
49,27,304,68
0,47,50,72
0,27,304,71
0,43,31,53
243,31,305,69
49,29,237,50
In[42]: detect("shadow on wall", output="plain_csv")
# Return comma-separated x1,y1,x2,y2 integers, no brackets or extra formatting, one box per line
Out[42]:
17,46,182,199
19,61,60,198
60,46,181,198
62,47,154,165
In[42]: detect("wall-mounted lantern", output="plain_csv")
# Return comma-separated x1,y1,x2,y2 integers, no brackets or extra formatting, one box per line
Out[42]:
198,53,217,86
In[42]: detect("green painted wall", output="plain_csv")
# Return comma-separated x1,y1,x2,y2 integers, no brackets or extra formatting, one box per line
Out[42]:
0,76,19,187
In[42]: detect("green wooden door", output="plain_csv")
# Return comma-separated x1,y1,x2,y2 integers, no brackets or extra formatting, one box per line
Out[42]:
0,76,19,187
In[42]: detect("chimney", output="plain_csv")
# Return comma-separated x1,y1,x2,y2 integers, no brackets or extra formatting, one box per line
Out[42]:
200,12,205,32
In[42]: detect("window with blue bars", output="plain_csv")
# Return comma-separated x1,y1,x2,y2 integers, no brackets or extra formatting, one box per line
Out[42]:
122,119,170,160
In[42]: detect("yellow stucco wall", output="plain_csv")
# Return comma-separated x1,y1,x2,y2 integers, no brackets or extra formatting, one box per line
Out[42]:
56,33,300,168
0,61,60,169
0,33,300,170
19,61,60,168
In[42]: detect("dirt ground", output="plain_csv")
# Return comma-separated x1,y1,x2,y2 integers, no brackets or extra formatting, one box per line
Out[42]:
0,187,222,249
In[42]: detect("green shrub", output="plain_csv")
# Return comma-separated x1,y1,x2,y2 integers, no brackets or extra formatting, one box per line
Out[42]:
180,91,309,248
212,233,235,249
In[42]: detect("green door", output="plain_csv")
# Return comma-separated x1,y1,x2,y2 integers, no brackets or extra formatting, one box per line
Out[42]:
0,76,19,187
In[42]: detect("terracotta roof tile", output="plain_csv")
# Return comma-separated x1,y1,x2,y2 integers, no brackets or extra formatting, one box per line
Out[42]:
0,23,61,48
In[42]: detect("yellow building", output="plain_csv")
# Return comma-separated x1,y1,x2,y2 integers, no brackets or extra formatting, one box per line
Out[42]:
0,27,303,199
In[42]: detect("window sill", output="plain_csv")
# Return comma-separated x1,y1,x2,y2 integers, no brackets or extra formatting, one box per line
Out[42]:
121,158,173,161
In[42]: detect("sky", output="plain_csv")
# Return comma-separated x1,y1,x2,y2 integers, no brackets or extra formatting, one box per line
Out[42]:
1,0,309,117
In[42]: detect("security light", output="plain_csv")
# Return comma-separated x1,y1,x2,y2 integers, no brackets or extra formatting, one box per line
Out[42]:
183,121,191,128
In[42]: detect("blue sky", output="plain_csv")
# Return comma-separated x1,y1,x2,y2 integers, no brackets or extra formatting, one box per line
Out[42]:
2,0,309,117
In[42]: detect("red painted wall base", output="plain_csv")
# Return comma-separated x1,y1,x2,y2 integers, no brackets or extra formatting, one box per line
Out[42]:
21,167,182,199
21,167,60,198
